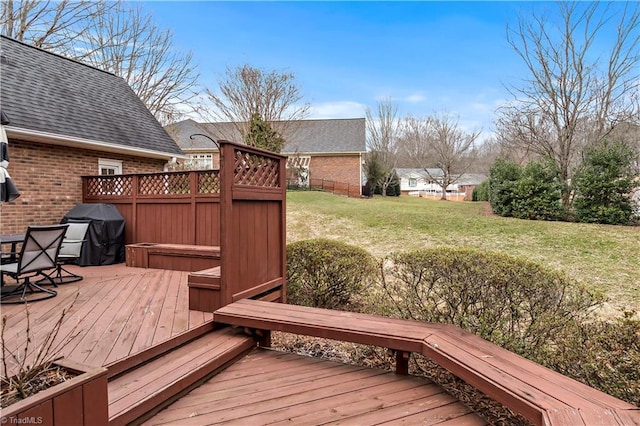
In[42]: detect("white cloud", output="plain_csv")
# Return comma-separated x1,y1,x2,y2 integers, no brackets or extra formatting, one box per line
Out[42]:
404,93,427,103
308,101,367,119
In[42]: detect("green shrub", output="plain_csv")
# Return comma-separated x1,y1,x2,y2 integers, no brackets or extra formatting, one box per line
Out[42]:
489,158,566,220
286,239,377,310
573,140,638,225
511,159,566,221
543,314,640,406
380,247,602,360
472,180,489,201
488,158,521,216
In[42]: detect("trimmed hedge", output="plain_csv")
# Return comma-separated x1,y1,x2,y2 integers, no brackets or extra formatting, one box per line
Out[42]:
286,239,377,310
380,247,602,360
285,242,639,406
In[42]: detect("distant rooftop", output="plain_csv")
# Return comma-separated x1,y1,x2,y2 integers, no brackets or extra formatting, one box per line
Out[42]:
166,118,366,154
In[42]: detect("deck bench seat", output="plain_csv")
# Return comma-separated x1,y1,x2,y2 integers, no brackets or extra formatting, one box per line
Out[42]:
214,299,639,426
126,243,220,271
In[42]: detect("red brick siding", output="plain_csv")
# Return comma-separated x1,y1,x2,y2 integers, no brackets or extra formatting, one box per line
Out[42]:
309,155,362,188
1,139,166,235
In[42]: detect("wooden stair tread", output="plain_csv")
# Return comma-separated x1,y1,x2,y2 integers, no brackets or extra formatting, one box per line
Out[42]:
108,327,254,425
188,266,221,290
189,266,221,277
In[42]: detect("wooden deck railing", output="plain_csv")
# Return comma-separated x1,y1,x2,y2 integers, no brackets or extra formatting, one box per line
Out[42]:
82,140,288,311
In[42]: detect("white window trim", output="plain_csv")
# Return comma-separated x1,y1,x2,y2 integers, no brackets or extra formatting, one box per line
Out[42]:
188,153,214,170
98,158,123,175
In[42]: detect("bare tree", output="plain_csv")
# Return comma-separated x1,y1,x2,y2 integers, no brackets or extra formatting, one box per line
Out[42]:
498,1,640,207
398,115,433,167
365,99,401,196
79,4,200,124
1,0,105,54
404,113,480,200
203,64,310,143
1,1,199,124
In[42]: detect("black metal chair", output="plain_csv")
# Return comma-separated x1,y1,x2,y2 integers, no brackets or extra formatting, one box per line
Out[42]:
0,224,68,304
46,221,89,285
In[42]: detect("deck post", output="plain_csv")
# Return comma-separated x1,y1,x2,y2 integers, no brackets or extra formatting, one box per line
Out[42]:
256,329,271,348
395,350,410,375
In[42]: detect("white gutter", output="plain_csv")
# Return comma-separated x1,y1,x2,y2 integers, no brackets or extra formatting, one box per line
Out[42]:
6,126,187,160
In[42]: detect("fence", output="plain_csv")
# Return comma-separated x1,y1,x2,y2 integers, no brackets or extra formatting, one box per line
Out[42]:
307,178,362,198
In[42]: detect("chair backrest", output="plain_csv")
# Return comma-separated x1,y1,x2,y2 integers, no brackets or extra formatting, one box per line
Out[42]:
18,225,68,274
59,222,90,258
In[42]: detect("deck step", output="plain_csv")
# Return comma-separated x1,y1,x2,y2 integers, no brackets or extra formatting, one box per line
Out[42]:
188,266,222,312
188,266,221,288
107,327,255,426
106,320,216,379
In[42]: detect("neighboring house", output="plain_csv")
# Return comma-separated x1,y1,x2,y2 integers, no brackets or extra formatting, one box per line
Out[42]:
165,118,366,193
0,35,184,235
396,168,486,201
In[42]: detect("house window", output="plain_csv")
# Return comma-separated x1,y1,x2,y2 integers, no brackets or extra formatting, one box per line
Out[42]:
188,153,213,169
98,159,122,195
408,178,417,187
98,158,122,175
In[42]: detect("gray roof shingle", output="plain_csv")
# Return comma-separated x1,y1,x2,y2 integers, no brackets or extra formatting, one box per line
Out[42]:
165,118,366,154
0,35,183,157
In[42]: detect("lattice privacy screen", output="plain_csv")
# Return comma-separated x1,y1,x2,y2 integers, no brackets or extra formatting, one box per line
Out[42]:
233,150,280,188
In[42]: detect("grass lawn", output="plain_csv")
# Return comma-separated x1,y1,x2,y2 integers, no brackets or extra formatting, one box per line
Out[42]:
286,190,640,315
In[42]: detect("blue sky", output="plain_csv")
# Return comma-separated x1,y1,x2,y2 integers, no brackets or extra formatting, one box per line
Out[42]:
143,1,557,137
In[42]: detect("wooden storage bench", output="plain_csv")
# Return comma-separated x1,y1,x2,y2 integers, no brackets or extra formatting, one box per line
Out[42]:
126,243,220,272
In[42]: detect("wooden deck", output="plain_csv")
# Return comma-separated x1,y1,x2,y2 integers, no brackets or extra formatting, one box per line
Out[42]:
0,263,213,377
3,265,637,425
142,348,487,426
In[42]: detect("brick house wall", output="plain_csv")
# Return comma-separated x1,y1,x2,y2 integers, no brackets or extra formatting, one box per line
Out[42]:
0,139,167,236
309,155,362,188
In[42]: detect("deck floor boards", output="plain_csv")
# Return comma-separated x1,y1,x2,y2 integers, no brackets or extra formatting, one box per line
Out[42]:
1,264,212,376
143,348,486,426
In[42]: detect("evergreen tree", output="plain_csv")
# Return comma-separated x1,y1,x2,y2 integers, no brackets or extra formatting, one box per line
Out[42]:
573,141,638,225
244,113,286,153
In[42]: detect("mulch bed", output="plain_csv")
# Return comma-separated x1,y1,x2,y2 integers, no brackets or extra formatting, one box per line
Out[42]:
1,364,75,408
271,331,532,426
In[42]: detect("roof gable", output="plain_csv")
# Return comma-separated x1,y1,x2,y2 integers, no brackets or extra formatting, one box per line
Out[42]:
0,36,182,157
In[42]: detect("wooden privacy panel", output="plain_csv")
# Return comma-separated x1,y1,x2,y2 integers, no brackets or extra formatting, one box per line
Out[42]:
220,141,287,306
225,200,283,297
83,171,221,246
